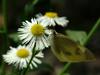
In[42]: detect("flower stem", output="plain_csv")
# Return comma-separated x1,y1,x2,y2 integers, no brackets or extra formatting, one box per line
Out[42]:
84,18,100,45
59,18,100,75
0,0,8,75
2,0,8,34
59,63,71,75
0,0,9,75
2,0,9,52
21,45,36,75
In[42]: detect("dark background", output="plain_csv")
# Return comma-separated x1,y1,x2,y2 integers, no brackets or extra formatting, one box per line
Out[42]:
0,0,100,75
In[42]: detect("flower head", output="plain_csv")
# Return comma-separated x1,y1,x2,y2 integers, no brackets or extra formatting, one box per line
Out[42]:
3,45,44,69
18,19,51,50
37,12,69,27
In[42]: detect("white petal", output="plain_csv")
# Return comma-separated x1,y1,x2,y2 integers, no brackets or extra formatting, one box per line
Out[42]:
50,19,56,26
36,51,44,58
55,17,69,26
31,61,38,67
33,58,42,64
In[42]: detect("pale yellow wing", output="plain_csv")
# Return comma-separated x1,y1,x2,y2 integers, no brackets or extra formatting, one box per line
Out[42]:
50,32,96,62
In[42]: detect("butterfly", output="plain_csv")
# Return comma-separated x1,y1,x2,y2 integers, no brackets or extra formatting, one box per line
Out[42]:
49,31,96,62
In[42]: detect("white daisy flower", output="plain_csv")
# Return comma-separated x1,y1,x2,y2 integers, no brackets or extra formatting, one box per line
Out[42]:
37,12,69,27
18,19,51,50
3,45,44,69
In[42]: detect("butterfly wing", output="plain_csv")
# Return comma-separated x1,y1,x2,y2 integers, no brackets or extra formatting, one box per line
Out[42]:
50,33,95,62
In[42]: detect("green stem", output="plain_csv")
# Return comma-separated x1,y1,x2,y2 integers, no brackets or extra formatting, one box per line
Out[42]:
2,0,9,53
21,45,36,75
84,18,100,45
60,63,71,75
0,62,5,75
2,0,8,33
32,0,39,5
0,0,9,75
59,18,100,75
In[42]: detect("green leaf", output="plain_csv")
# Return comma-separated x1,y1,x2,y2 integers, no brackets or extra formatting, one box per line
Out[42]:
0,30,4,33
66,30,87,45
24,0,39,15
63,73,70,75
24,4,33,15
9,33,20,42
0,28,5,33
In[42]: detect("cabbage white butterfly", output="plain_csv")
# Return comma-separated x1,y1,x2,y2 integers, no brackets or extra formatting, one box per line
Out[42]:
49,31,96,62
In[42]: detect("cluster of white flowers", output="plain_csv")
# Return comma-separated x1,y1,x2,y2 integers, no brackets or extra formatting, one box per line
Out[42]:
3,45,43,69
3,12,69,69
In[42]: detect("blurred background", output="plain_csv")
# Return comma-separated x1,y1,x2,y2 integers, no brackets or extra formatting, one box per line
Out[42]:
0,0,100,75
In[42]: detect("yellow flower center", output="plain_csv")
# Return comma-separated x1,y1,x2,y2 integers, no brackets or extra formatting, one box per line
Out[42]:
31,24,45,36
17,48,29,58
44,12,58,18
